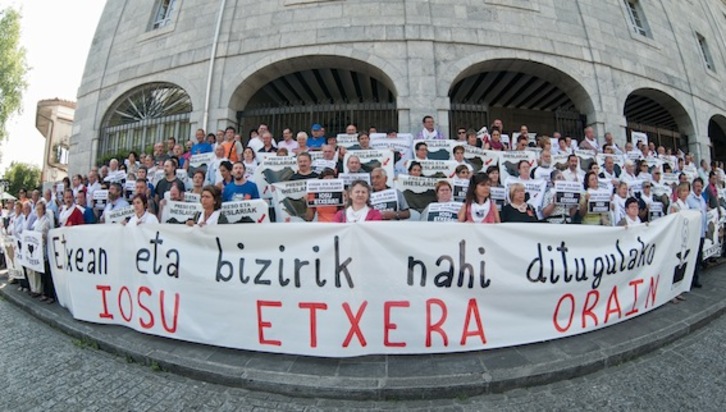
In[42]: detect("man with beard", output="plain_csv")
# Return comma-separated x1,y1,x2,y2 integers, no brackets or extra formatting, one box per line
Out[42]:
101,183,130,223
223,162,260,202
154,159,186,203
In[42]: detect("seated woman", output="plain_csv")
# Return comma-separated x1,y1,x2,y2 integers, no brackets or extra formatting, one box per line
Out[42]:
333,180,382,223
458,173,500,223
306,168,342,222
125,194,159,225
617,197,642,227
187,185,228,226
501,182,538,222
421,180,458,222
486,165,503,187
189,170,205,196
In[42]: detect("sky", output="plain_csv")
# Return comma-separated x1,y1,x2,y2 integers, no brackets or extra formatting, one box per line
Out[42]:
0,0,106,175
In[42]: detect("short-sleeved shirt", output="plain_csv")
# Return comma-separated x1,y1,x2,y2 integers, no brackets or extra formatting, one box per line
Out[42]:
223,180,260,202
191,142,213,154
155,177,186,200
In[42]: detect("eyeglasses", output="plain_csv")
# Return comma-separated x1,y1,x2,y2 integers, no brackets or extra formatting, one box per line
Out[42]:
458,131,466,134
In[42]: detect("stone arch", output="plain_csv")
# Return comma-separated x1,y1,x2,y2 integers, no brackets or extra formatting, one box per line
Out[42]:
622,87,695,152
444,57,596,139
709,114,726,161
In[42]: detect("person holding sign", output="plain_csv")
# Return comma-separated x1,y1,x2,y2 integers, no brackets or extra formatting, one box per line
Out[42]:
305,169,343,223
616,197,642,227
156,181,184,222
333,180,382,223
408,161,423,177
290,152,319,180
611,182,628,225
421,181,459,222
100,183,130,224
187,185,228,226
579,171,612,226
29,202,51,301
501,182,538,223
125,194,159,226
371,168,411,220
458,173,500,223
542,170,579,224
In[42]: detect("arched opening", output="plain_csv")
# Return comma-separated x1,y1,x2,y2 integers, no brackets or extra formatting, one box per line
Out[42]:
448,60,593,141
623,89,693,153
230,56,398,141
99,83,192,158
709,115,726,161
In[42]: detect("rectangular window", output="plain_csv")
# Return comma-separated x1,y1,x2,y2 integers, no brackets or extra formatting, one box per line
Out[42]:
696,32,715,71
624,0,648,37
152,0,177,30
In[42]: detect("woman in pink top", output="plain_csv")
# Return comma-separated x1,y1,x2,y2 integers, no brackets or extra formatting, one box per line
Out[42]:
334,180,383,223
458,173,500,223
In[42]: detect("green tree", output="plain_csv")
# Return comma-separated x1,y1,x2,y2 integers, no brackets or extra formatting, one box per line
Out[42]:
3,162,41,196
0,7,29,142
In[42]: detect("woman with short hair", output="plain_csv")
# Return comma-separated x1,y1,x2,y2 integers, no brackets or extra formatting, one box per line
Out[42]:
334,180,382,223
187,185,228,226
500,182,538,223
126,194,159,225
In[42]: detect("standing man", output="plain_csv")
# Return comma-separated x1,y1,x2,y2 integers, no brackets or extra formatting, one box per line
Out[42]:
191,128,213,154
154,159,186,204
562,154,584,183
223,162,260,202
686,178,707,288
416,115,445,140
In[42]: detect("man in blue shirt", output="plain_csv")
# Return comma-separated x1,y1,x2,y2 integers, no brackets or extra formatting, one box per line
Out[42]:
191,128,213,154
686,177,707,288
307,123,326,150
223,162,260,202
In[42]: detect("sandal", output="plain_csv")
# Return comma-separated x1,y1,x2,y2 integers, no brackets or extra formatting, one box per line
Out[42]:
46,298,55,305
39,296,48,302
671,298,680,304
676,295,687,301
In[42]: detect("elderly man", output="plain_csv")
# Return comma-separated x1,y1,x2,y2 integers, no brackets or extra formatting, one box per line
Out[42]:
312,144,337,174
579,127,599,152
205,144,229,186
370,167,411,220
346,155,363,173
531,150,553,182
258,131,278,153
191,128,213,154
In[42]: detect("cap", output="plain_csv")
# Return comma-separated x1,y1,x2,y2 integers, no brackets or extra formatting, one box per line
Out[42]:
311,123,323,131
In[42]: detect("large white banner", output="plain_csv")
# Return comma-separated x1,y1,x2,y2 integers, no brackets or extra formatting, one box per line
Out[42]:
48,212,700,357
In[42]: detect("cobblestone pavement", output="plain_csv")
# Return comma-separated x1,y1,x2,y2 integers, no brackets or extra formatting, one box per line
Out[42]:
1,294,724,411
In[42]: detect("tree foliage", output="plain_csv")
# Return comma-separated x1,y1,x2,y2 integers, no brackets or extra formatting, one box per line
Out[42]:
3,162,41,196
0,7,29,142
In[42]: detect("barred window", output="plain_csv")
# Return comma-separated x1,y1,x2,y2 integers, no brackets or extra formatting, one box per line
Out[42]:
696,32,715,71
152,0,177,30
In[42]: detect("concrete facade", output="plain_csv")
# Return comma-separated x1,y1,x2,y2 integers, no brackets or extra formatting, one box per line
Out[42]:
36,99,75,183
70,0,726,174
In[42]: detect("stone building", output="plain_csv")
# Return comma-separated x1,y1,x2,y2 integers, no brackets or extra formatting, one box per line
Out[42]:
36,99,75,183
70,0,726,173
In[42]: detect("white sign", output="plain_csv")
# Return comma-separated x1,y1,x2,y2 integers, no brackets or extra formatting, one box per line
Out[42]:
463,147,499,173
306,179,345,207
105,206,135,224
343,150,394,187
93,190,109,210
588,190,611,213
395,175,439,214
339,173,371,188
221,199,270,224
190,152,216,169
47,212,701,357
253,156,298,199
452,178,469,203
370,189,399,212
499,151,537,182
413,139,456,160
161,201,202,224
183,192,201,203
631,131,648,148
424,202,462,222
21,231,44,273
335,134,359,148
554,181,582,206
271,180,308,223
405,160,459,179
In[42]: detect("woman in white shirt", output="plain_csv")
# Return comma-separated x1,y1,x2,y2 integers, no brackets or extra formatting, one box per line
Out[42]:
28,202,51,300
126,194,159,225
242,147,258,180
669,182,691,214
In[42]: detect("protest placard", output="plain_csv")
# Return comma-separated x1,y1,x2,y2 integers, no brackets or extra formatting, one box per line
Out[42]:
554,181,582,206
306,179,344,207
588,189,611,213
370,188,399,212
221,199,270,224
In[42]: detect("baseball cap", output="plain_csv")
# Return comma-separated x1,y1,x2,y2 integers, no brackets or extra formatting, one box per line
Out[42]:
311,123,322,131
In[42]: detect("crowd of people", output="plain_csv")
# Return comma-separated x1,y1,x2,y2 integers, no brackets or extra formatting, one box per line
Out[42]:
1,116,723,303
